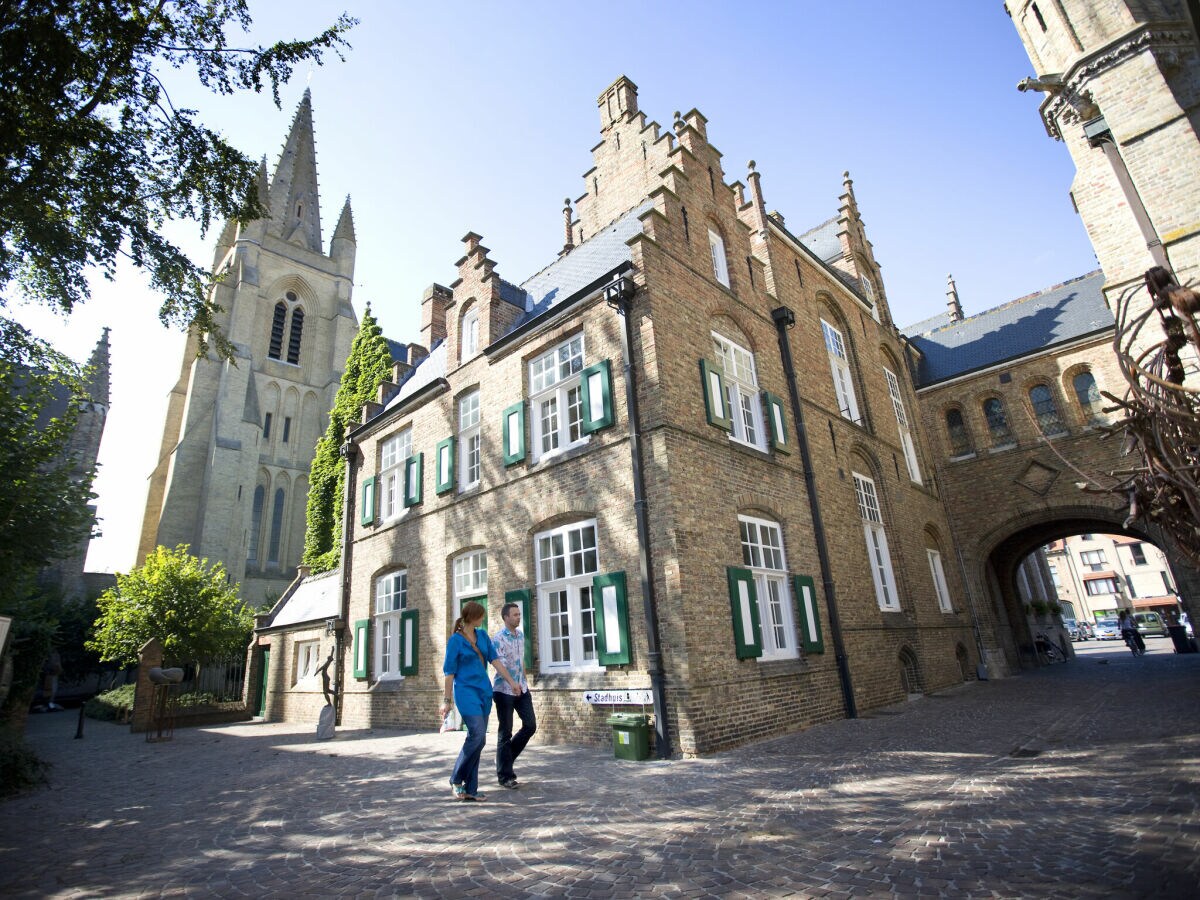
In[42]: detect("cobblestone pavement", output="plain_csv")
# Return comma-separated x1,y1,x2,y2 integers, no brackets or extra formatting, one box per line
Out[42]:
2,639,1198,898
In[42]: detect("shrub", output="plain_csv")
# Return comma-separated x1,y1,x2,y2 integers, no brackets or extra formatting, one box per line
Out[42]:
0,725,48,798
84,683,135,721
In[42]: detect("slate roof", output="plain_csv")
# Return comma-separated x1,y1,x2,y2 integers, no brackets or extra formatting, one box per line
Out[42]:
379,202,650,416
904,270,1112,388
267,568,341,629
797,216,841,263
384,338,408,364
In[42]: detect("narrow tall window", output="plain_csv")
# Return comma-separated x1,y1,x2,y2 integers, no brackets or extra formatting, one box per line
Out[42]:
821,319,860,423
286,307,304,364
267,487,285,564
713,332,765,450
380,428,412,521
708,229,729,287
282,416,291,444
1073,371,1105,424
1130,543,1147,565
529,334,586,463
927,549,953,613
268,302,286,360
945,408,972,456
982,398,1014,447
263,412,273,440
884,368,921,482
1029,384,1065,435
458,390,481,491
739,515,798,659
247,485,265,564
453,550,488,618
536,520,600,671
374,570,407,679
854,472,899,611
460,308,479,362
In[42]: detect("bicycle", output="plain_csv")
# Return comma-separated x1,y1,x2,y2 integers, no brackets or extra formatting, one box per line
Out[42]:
1122,630,1146,656
1035,632,1066,663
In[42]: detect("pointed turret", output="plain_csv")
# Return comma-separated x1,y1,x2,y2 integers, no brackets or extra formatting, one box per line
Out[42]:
331,194,356,274
946,274,964,322
267,89,323,253
83,328,111,407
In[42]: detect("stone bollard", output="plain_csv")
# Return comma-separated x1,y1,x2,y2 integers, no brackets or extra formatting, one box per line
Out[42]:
130,637,163,734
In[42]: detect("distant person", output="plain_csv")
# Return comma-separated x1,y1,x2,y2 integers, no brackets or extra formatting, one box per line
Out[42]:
440,601,523,802
492,601,536,789
1118,610,1145,655
34,650,63,712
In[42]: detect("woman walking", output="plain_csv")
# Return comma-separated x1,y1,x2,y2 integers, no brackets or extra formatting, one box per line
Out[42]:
441,600,523,801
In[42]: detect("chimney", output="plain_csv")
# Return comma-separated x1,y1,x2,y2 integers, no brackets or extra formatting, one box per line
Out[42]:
420,283,452,349
598,76,639,132
946,274,964,322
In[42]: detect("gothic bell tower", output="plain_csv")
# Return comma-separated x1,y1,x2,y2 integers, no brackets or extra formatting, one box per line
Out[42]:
138,90,359,604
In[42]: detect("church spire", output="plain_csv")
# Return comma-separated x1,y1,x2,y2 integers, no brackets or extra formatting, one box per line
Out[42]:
268,88,323,254
333,195,355,243
83,328,111,406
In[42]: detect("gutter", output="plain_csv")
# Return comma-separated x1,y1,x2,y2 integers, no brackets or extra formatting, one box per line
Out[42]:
771,305,857,719
606,274,673,758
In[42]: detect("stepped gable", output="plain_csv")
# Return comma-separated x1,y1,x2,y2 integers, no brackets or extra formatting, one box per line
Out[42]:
905,270,1112,387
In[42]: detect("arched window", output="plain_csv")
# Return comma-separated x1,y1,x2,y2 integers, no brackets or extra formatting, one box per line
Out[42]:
821,318,861,423
1029,384,1065,434
945,408,972,456
460,307,479,362
286,307,304,364
899,647,922,695
247,485,265,564
854,471,900,611
982,397,1014,447
268,302,286,360
708,229,729,287
1073,370,1105,423
268,488,285,564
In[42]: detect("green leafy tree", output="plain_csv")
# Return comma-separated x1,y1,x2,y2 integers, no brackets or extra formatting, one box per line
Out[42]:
0,318,95,607
302,305,393,573
0,1,355,356
87,544,254,666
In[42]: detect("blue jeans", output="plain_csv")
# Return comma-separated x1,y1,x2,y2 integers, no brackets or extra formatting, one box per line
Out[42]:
450,714,487,795
494,690,536,782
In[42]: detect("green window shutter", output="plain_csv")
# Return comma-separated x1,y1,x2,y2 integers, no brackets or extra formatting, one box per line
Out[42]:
764,392,790,454
502,402,526,466
506,588,534,671
435,437,456,494
727,566,763,659
400,609,420,675
794,574,824,654
580,359,615,433
360,476,377,526
353,618,370,679
700,359,732,431
404,452,423,507
460,595,488,629
592,571,631,666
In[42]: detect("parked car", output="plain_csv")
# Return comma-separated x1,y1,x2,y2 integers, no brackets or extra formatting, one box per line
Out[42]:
1066,621,1081,641
1094,618,1121,640
1134,611,1167,637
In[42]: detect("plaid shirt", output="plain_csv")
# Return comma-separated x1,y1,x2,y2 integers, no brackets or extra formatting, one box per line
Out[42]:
491,627,528,696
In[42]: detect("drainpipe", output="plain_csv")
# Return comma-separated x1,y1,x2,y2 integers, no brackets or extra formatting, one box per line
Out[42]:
771,306,857,719
605,274,672,758
334,438,360,726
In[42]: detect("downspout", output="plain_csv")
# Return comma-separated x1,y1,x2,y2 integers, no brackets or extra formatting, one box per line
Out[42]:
334,438,360,726
771,306,857,719
606,275,672,758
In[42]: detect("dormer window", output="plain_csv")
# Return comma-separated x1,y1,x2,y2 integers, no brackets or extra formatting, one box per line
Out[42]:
461,308,479,362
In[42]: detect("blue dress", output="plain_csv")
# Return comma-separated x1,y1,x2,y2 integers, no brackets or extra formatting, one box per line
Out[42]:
443,628,497,717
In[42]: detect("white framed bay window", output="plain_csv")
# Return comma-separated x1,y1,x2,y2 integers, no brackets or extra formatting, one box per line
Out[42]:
853,472,900,611
529,334,586,463
536,519,600,671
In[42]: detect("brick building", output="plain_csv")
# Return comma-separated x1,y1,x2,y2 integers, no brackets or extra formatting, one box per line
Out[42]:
257,78,979,755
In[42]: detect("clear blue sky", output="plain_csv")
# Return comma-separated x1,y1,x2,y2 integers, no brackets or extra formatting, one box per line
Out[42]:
14,0,1098,574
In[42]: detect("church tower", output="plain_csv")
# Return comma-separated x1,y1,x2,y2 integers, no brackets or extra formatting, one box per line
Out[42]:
137,91,359,604
1006,1,1200,300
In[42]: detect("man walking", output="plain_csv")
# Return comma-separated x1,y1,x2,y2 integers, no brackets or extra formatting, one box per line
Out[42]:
493,601,536,789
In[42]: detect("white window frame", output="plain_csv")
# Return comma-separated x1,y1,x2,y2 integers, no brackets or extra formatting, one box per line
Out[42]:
452,550,488,611
709,229,730,287
821,319,860,424
535,519,600,672
458,391,481,491
374,569,408,681
738,515,798,660
294,639,321,684
884,367,921,483
380,429,412,522
713,332,766,450
854,472,900,611
460,307,479,361
927,549,953,613
529,335,587,464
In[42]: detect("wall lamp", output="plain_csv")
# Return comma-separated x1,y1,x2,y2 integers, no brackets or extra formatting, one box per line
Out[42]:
605,275,636,312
